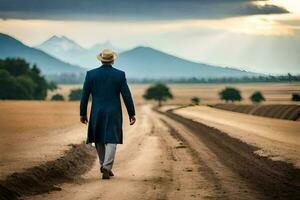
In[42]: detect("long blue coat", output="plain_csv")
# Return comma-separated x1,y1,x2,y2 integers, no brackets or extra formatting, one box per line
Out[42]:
80,64,135,144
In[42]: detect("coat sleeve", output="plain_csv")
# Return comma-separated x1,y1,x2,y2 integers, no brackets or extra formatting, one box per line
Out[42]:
120,72,135,118
80,72,91,116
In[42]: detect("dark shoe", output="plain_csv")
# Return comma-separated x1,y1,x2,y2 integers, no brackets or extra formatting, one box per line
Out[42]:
109,170,114,176
101,166,114,176
102,168,110,179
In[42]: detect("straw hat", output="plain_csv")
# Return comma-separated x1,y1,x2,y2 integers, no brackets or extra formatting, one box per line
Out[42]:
97,49,117,62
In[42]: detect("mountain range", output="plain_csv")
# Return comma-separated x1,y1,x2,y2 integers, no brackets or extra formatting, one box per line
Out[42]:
36,36,123,67
0,33,84,75
0,33,259,78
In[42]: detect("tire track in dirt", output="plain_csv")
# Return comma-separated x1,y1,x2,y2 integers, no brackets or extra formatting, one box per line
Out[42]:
159,118,230,199
158,108,300,200
155,111,262,199
148,108,218,200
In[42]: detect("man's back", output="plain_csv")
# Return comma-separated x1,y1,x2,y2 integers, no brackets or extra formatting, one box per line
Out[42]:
80,63,135,144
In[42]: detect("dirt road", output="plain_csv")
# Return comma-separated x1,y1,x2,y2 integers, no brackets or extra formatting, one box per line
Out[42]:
26,105,212,200
17,104,298,200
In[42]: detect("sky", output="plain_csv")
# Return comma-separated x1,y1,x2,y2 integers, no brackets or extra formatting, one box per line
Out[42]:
0,0,299,75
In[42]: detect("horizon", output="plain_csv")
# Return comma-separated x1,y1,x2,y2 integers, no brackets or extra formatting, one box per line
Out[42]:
0,0,300,74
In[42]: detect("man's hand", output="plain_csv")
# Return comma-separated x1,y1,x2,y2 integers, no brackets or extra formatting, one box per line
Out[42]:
130,115,136,125
80,116,88,124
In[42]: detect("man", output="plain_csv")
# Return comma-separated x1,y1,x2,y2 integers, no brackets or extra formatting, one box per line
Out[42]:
80,49,136,179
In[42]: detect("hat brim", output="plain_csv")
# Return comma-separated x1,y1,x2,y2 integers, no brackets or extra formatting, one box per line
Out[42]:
97,52,117,62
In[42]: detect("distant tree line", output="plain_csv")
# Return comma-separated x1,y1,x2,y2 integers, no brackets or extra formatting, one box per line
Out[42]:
127,74,300,84
45,73,300,84
46,71,300,84
0,58,57,100
46,73,86,84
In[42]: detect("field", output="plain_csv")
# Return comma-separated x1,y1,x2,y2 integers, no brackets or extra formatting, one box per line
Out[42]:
49,82,300,105
0,101,86,179
213,104,300,120
1,82,300,200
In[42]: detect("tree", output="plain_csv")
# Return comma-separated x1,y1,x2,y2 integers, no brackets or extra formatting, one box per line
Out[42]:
47,81,58,91
29,64,48,100
51,94,65,101
250,91,265,104
143,83,173,106
219,87,242,102
191,96,200,105
69,88,82,101
291,93,300,101
0,58,52,100
16,75,37,99
0,70,29,99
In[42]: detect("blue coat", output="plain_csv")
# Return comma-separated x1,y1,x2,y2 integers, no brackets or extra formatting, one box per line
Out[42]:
80,64,135,144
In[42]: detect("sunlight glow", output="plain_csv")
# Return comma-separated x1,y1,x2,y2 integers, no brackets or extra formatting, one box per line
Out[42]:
270,0,300,14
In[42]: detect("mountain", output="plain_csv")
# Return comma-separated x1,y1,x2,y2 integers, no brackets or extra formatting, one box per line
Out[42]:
36,36,123,67
114,46,259,79
35,35,259,79
0,33,84,75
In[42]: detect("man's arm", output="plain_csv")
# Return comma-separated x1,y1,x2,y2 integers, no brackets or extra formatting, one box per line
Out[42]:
120,72,136,125
80,72,91,124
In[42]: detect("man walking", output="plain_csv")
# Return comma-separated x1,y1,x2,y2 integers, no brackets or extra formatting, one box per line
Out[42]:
80,49,136,179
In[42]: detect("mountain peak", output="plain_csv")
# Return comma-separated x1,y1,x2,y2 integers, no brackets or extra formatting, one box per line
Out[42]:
46,35,73,43
124,46,174,58
129,46,168,54
0,32,83,75
115,46,259,79
37,35,84,53
91,41,113,50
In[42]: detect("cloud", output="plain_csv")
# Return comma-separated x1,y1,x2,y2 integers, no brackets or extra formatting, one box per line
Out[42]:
0,0,289,21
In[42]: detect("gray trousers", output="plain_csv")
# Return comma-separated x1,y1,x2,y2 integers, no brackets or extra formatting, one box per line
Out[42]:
95,143,117,171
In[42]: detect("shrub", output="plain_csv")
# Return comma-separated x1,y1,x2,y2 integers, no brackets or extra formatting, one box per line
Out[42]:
219,87,242,102
51,94,65,101
291,93,300,101
191,96,200,105
250,91,265,104
69,88,82,101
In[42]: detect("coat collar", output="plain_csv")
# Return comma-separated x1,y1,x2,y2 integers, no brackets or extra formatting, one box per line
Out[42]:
101,64,112,67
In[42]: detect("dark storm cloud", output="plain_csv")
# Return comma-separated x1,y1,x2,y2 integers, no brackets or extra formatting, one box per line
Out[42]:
0,0,289,20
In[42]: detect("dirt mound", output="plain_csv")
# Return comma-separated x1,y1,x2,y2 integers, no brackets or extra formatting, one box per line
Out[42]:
212,104,300,120
0,143,96,200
